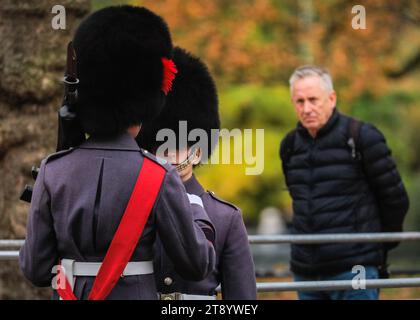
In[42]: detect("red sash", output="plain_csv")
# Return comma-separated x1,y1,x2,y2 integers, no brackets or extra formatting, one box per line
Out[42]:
56,157,165,300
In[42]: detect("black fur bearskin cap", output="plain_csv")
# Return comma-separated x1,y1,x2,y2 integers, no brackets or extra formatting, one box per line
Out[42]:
72,5,174,137
138,47,220,163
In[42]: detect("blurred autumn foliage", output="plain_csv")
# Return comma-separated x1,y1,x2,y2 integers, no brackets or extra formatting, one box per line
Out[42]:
128,0,420,98
96,0,420,229
1,0,418,300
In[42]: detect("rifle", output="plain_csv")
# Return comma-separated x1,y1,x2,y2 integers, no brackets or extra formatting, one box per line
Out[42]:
20,42,85,203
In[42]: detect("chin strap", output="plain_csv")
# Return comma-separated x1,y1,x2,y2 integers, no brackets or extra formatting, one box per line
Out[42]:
175,148,198,172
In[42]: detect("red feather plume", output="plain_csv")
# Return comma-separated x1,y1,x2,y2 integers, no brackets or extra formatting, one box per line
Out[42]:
161,57,178,95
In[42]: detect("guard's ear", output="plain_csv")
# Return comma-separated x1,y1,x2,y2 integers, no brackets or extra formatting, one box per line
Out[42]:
192,148,202,165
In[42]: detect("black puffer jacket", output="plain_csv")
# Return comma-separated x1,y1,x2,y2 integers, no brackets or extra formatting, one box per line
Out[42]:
280,109,409,276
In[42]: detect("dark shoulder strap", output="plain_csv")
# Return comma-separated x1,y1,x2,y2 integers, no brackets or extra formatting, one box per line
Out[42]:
349,118,362,146
347,117,364,160
280,129,296,161
280,129,297,175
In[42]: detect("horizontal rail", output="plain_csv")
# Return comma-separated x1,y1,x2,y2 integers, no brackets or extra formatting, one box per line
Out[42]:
2,232,420,249
253,278,420,292
248,232,420,244
3,247,420,292
0,251,19,260
0,240,24,248
255,268,420,278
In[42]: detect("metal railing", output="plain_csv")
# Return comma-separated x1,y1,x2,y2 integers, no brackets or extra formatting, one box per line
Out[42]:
253,278,420,292
0,251,19,260
248,232,420,244
3,232,420,249
2,232,420,293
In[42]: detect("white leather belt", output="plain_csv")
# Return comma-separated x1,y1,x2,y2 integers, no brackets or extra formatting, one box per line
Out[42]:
53,259,154,291
159,292,216,300
72,260,153,276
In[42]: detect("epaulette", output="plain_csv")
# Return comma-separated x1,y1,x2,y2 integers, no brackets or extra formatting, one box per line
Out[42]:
207,190,239,211
45,148,75,164
140,148,171,171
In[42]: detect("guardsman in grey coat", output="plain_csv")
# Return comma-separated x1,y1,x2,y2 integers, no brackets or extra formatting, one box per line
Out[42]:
138,47,257,300
19,6,216,300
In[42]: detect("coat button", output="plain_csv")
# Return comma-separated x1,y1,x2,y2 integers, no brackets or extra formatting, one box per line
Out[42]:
164,277,173,286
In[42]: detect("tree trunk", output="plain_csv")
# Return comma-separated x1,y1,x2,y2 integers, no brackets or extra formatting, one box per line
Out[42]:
0,0,90,299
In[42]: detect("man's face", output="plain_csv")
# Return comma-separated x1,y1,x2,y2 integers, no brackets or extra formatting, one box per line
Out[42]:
291,76,336,137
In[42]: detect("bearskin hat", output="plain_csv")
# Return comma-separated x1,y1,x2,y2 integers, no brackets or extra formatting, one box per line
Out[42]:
72,5,175,137
138,47,220,162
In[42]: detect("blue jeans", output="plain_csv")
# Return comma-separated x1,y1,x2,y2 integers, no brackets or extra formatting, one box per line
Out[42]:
294,266,379,300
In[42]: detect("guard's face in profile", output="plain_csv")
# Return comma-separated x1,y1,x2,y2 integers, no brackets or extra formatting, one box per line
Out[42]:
157,148,189,166
156,147,201,181
291,75,336,136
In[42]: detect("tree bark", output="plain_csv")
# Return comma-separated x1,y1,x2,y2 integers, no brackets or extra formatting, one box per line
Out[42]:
0,0,90,299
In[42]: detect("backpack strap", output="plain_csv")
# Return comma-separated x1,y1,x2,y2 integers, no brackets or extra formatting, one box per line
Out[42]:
280,119,364,171
279,129,297,175
57,157,166,300
347,118,363,161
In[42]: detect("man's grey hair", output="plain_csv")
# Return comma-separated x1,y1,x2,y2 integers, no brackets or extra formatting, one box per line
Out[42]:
289,65,334,94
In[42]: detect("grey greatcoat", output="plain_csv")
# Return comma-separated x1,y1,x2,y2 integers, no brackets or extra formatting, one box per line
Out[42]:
154,175,257,299
19,133,216,299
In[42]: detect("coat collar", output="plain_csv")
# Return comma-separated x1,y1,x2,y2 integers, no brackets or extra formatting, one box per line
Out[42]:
78,132,140,151
297,107,340,138
184,174,206,196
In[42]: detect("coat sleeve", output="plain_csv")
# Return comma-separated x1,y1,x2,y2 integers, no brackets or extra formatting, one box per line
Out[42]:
153,168,216,281
19,159,59,287
360,123,409,235
220,209,257,300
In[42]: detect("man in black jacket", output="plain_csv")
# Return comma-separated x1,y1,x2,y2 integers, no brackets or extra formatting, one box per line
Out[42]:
280,65,409,300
